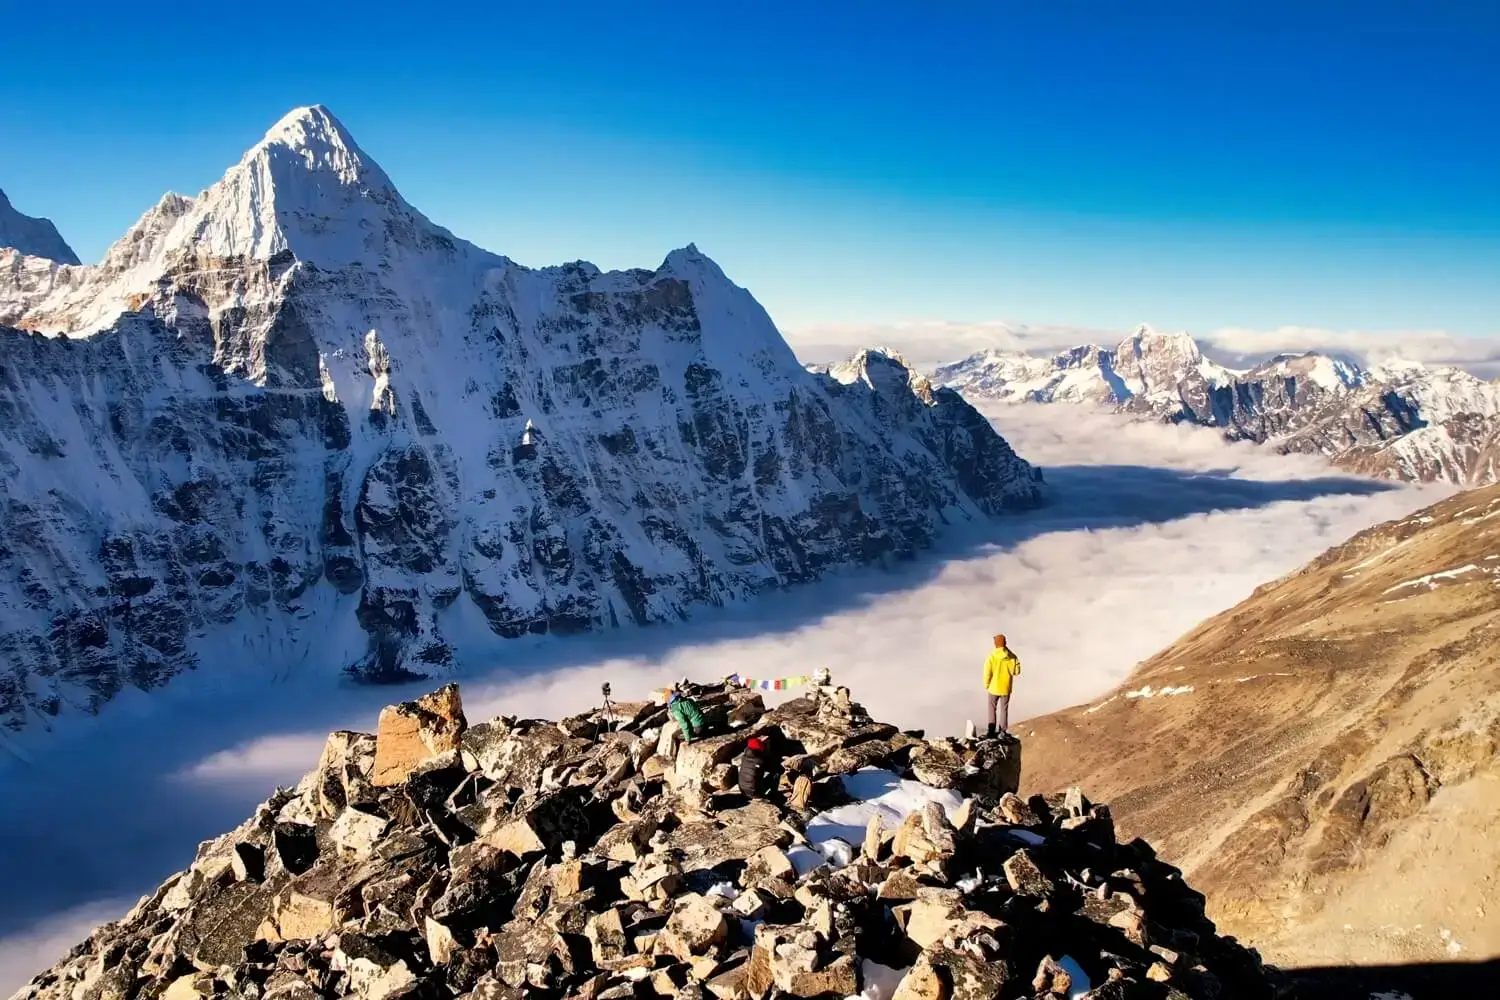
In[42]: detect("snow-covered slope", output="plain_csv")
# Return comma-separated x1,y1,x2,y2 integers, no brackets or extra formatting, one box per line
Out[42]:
936,327,1500,485
0,189,80,265
0,106,1043,734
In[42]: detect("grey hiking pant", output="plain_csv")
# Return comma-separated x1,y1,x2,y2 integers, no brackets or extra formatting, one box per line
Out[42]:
987,693,1010,732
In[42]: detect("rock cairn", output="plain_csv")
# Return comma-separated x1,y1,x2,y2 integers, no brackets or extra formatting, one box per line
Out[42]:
12,681,1273,1000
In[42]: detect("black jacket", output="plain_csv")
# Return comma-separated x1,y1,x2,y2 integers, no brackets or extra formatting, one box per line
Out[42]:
738,745,764,798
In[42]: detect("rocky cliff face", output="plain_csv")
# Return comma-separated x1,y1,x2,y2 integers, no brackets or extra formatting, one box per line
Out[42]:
935,327,1500,485
0,188,80,265
7,681,1274,1000
0,106,1043,734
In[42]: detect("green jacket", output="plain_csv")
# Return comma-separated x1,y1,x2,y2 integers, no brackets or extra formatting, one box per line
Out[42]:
668,695,705,738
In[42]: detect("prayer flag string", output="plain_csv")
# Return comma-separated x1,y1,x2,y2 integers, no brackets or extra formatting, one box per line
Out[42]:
723,672,813,691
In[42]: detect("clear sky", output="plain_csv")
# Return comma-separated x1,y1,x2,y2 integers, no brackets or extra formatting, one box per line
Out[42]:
3,1,1497,337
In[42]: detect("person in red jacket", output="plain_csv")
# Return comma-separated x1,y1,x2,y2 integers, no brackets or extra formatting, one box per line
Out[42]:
738,735,767,798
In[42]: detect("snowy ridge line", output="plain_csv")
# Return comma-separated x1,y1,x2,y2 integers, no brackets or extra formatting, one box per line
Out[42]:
933,327,1500,487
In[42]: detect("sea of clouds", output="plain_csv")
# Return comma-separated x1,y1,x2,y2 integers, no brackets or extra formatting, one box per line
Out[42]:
0,403,1451,993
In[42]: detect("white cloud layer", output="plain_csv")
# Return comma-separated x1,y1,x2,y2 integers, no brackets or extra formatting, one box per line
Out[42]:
785,320,1111,369
0,404,1452,993
0,901,136,995
785,320,1500,377
1202,325,1500,377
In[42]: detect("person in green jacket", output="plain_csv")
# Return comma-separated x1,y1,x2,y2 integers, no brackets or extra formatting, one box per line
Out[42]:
983,633,1022,738
667,688,706,742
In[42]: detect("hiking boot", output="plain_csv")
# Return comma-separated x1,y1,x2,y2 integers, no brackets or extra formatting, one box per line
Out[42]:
986,723,997,739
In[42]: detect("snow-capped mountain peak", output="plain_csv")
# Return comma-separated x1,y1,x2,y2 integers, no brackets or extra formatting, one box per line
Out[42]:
2,106,490,339
660,241,709,271
257,104,386,188
828,346,921,392
1366,355,1433,380
651,242,804,374
656,242,732,288
0,188,81,265
99,191,196,274
1115,324,1204,365
1252,351,1365,392
1121,322,1178,345
0,105,1045,735
1107,325,1242,395
173,104,428,267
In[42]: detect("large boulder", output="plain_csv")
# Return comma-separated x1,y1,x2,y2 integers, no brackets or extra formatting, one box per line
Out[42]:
372,684,468,787
484,787,592,859
897,889,1002,950
333,933,420,1000
961,738,1022,804
892,802,957,875
659,894,729,961
749,924,858,998
909,737,1022,804
672,731,749,800
329,808,389,859
312,731,379,818
764,691,895,756
890,953,946,1000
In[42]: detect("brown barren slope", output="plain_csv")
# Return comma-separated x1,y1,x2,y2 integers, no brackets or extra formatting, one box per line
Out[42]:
1022,483,1500,967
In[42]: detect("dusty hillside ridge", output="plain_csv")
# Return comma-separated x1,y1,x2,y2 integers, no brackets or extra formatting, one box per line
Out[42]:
1021,483,1500,967
10,681,1275,1000
0,105,1042,735
934,327,1500,486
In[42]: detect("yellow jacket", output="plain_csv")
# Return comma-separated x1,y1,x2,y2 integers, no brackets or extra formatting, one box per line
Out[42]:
983,646,1021,696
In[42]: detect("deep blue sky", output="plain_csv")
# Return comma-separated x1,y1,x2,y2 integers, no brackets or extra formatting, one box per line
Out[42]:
3,1,1497,336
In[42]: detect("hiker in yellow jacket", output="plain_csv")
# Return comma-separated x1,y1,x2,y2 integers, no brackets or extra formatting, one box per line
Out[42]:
983,633,1021,737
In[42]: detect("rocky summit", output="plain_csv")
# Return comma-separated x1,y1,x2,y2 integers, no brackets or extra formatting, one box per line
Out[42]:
0,106,1043,735
11,680,1272,1000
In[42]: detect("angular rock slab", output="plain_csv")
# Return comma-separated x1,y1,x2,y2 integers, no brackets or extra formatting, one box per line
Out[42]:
373,684,468,786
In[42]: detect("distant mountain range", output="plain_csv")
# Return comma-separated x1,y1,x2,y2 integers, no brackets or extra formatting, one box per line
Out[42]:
935,325,1500,485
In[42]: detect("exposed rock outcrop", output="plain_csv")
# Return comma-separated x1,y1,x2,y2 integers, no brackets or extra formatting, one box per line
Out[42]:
10,681,1273,1000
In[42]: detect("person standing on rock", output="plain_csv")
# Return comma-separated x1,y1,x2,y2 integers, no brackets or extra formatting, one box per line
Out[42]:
983,633,1021,738
667,687,706,743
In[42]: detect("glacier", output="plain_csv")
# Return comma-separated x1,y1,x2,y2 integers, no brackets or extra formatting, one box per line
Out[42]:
0,106,1043,734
